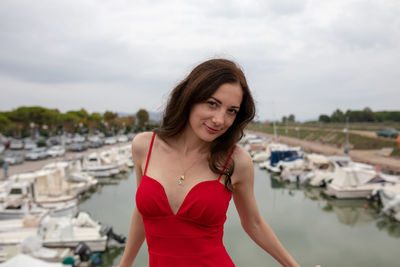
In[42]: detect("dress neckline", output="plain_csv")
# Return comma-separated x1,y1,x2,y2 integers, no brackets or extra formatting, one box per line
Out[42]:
143,174,227,216
143,132,234,216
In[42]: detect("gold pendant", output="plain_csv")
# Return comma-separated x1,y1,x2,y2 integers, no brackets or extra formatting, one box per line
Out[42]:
178,175,184,185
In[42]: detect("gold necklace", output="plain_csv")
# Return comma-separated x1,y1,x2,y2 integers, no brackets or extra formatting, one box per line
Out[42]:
178,158,198,185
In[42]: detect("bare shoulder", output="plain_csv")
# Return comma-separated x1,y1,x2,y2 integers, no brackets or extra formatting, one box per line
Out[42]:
131,132,154,159
231,146,253,183
232,145,253,169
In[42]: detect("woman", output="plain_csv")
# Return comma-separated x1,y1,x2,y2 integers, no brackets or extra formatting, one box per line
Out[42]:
117,59,299,267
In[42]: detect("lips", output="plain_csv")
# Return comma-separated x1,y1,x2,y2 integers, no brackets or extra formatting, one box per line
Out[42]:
204,124,219,134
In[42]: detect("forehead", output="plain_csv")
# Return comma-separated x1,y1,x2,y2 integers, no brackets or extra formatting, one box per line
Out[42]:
211,83,243,106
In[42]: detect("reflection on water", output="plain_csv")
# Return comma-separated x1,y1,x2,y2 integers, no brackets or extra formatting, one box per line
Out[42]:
78,168,400,266
325,199,378,226
270,175,389,226
268,174,400,240
101,247,125,266
376,216,400,238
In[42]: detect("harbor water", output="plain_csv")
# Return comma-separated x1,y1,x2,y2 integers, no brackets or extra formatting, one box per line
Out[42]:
79,166,400,267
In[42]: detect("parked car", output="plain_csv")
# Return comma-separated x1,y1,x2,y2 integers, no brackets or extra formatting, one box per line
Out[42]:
68,142,87,152
89,139,104,148
61,135,72,145
377,128,399,138
46,136,61,146
0,144,4,154
72,135,85,143
24,139,37,150
105,137,117,145
117,135,128,143
25,147,48,160
5,152,24,165
47,145,66,157
9,139,24,150
127,134,136,141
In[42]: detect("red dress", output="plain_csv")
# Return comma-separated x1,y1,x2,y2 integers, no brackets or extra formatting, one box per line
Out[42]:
136,133,235,266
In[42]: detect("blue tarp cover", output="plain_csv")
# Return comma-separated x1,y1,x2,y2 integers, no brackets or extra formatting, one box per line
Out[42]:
270,150,300,166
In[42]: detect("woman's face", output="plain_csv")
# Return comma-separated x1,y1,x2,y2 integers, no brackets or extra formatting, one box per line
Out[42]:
188,83,243,142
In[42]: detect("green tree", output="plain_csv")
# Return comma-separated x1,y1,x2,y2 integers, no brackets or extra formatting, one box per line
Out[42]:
0,113,12,133
319,114,331,123
87,112,103,133
362,107,374,122
7,107,31,136
62,112,80,132
103,111,118,135
116,116,136,134
288,114,295,123
64,109,89,133
281,116,287,123
42,109,62,135
136,109,149,128
103,111,118,122
331,109,345,122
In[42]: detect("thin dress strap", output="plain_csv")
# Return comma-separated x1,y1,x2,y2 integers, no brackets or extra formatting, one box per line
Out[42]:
143,132,156,175
218,145,236,181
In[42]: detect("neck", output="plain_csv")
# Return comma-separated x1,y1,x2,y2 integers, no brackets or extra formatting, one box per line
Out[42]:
171,125,210,156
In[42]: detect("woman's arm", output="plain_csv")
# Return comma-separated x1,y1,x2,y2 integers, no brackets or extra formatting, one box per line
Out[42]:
231,147,299,267
117,133,152,267
118,208,145,267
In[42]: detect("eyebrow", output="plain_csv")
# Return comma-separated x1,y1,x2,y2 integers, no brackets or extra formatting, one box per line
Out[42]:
210,97,240,109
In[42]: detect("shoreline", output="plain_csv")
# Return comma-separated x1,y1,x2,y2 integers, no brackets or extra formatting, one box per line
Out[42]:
250,131,400,174
0,142,131,180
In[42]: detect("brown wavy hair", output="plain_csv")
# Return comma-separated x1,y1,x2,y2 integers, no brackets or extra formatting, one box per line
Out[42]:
154,58,255,191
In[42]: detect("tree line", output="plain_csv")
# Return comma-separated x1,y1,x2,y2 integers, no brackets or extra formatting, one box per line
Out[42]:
318,107,400,123
281,114,296,123
0,106,152,138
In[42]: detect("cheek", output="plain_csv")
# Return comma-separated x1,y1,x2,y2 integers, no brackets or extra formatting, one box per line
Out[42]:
189,107,205,126
225,115,236,127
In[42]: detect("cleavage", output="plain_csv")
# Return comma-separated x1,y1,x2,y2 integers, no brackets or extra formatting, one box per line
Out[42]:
148,172,219,215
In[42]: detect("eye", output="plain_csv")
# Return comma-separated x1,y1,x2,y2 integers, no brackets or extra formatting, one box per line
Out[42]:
228,109,238,115
207,100,217,108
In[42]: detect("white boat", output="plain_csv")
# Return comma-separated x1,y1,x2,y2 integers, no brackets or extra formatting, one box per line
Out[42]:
239,132,259,145
260,147,302,174
42,161,97,196
0,244,19,263
244,138,268,155
324,164,392,199
252,143,286,163
307,156,353,187
2,169,80,218
33,169,79,205
100,148,130,173
0,180,78,220
116,144,134,168
252,150,269,162
40,212,108,252
0,181,48,220
280,153,331,184
0,252,64,266
0,216,40,246
377,183,400,222
81,153,120,178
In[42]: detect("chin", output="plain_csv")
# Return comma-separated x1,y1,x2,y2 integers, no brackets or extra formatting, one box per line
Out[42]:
200,129,226,143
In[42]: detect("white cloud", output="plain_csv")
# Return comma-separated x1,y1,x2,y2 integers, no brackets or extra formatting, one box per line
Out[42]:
1,0,399,120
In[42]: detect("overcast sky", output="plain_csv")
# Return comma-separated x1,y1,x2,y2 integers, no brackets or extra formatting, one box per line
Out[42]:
1,0,399,121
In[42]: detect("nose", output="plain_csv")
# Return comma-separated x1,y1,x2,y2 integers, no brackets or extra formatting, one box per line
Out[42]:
211,110,225,126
